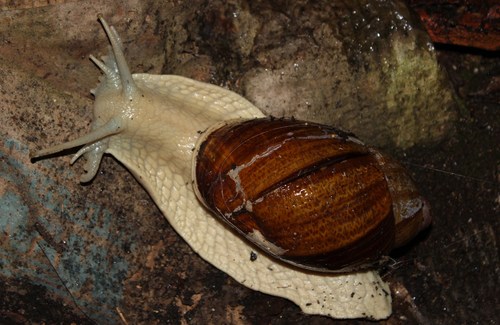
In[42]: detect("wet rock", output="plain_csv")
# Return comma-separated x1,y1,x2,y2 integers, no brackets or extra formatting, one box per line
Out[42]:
4,1,487,324
166,0,457,149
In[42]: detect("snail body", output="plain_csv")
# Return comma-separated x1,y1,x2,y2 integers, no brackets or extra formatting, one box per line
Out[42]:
32,17,430,319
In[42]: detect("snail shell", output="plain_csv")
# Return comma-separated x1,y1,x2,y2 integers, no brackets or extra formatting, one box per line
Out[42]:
31,16,430,319
194,118,430,273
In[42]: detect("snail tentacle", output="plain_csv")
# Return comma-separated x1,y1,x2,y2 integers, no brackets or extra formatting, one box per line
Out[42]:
97,15,137,100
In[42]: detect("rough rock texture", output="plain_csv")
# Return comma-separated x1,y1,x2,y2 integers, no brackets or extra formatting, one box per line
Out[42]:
164,0,457,149
1,0,497,324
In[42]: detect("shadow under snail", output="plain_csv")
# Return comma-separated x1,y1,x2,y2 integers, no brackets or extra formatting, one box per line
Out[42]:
31,16,431,320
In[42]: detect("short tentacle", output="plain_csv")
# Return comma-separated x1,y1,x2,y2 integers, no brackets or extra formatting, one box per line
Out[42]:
79,142,107,183
89,54,121,95
90,54,114,78
70,140,105,165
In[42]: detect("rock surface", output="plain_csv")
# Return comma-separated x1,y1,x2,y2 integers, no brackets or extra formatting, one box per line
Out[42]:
2,0,496,324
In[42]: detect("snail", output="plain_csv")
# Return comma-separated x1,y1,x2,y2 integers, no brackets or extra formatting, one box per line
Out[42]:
31,16,431,320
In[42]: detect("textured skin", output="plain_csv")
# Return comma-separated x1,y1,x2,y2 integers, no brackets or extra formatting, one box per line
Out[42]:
107,75,392,319
33,19,392,319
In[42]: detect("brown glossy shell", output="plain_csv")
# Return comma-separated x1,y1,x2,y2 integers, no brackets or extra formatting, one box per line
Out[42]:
194,118,403,272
